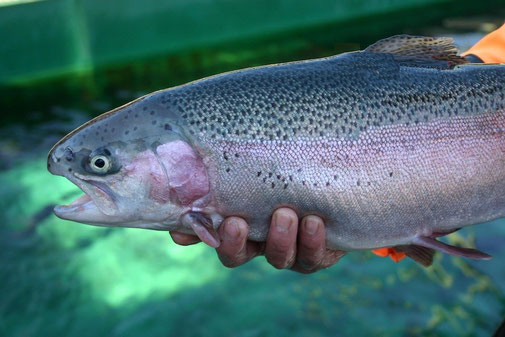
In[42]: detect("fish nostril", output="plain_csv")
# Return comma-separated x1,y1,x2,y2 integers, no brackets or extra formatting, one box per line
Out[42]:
64,147,75,162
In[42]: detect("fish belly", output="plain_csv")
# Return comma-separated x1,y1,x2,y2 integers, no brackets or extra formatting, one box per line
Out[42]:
201,110,505,251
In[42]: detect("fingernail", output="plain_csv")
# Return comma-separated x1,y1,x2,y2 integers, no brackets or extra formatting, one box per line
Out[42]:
224,220,242,241
275,212,292,232
304,216,319,235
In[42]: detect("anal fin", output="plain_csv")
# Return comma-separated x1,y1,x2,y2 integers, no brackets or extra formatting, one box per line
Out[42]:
396,245,435,267
412,236,492,260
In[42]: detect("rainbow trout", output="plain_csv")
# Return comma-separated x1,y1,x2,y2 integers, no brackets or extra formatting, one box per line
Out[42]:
48,35,505,266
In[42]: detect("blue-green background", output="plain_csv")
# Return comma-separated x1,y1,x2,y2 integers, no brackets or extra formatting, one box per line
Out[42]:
1,1,504,336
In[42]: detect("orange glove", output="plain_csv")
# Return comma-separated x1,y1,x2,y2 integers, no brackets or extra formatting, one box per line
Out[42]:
462,23,505,63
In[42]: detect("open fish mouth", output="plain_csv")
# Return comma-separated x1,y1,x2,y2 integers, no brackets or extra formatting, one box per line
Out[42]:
54,174,120,224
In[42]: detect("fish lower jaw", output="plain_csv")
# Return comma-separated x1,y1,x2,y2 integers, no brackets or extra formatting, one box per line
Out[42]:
54,193,122,224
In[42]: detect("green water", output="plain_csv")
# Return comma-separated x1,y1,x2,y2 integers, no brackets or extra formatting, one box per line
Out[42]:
1,31,505,337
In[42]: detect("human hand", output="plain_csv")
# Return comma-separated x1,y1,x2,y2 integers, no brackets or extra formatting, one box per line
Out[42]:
170,208,346,273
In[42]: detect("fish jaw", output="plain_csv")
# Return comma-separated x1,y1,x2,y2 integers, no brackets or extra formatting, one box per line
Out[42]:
49,162,126,224
54,194,122,224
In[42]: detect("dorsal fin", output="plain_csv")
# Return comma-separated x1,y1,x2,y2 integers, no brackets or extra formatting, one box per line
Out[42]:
364,34,468,69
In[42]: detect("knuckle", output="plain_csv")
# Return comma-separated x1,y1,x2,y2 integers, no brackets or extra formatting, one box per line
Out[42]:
297,255,321,271
217,253,242,268
298,258,318,269
320,250,346,267
270,240,292,254
285,255,296,268
266,250,295,269
267,258,289,269
170,231,200,244
299,239,319,252
290,265,318,274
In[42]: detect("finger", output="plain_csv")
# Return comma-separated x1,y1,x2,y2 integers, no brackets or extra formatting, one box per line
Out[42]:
170,231,201,246
216,217,260,268
319,249,347,269
264,208,298,269
295,215,326,271
291,250,346,274
291,250,346,273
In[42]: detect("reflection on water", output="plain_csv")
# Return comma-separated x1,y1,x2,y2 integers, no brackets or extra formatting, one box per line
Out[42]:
1,30,504,337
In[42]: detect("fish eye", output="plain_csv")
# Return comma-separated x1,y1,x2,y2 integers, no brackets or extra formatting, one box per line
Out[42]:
90,155,111,173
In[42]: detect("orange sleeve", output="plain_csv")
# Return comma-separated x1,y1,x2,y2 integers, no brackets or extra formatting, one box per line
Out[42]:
461,23,505,63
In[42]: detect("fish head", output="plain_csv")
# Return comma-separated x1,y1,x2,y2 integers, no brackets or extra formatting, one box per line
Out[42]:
47,93,209,230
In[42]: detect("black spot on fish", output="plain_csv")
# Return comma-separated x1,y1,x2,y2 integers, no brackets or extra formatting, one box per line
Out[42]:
68,168,72,172
326,182,330,186
134,126,138,131
223,152,229,160
235,153,240,158
283,184,288,189
226,168,230,173
271,182,275,188
257,171,262,177
125,131,129,135
389,172,393,177
268,172,273,178
164,124,171,131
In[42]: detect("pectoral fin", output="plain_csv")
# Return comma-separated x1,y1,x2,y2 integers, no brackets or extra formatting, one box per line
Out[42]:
182,212,221,248
412,236,492,260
